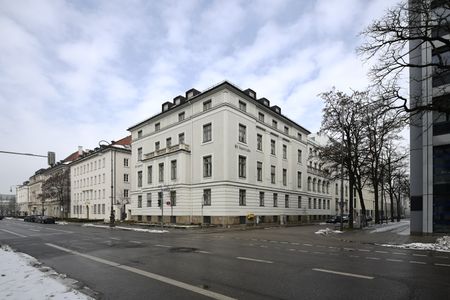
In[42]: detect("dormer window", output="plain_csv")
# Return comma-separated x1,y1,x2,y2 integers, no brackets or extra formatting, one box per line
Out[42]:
239,101,247,112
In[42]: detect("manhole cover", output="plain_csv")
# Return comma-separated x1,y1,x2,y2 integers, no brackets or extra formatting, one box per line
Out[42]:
169,247,197,253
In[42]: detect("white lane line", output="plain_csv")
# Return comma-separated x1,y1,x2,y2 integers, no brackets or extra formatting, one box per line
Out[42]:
365,257,380,260
155,244,171,248
110,237,121,241
288,249,296,251
291,242,300,245
196,250,212,254
236,257,273,264
349,255,360,258
435,263,450,267
375,250,388,254
413,254,427,257
392,252,407,256
313,252,325,255
328,246,337,249
0,229,27,238
298,250,309,253
130,241,143,244
259,245,268,248
46,243,235,300
358,249,370,252
386,258,403,262
312,268,374,280
410,261,426,265
280,241,288,244
303,243,313,247
29,229,41,232
435,256,449,259
269,241,278,243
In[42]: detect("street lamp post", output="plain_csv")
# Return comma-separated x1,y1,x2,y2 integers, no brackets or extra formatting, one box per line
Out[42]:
99,140,115,227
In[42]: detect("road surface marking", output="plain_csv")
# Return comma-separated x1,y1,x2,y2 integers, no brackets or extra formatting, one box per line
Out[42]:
196,250,212,254
392,252,407,256
375,250,388,254
110,237,121,240
357,249,370,252
409,261,426,265
435,256,449,259
269,240,278,243
236,257,273,264
288,248,296,251
312,268,374,280
0,229,27,238
298,249,309,253
280,241,288,244
313,251,325,255
303,243,313,247
413,254,427,257
365,257,380,260
45,243,236,300
130,241,143,244
155,244,171,248
386,258,403,262
435,263,450,267
349,255,360,258
259,245,268,248
29,229,41,232
328,246,336,249
291,242,300,245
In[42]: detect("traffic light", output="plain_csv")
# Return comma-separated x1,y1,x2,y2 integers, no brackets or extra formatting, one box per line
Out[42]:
47,151,55,166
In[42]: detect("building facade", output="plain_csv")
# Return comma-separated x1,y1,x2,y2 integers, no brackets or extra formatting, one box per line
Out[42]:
70,137,131,221
16,182,29,216
410,0,450,234
128,81,338,226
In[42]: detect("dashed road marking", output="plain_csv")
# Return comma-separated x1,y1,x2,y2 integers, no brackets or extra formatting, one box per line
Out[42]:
375,250,388,254
298,249,309,253
155,244,171,248
358,249,370,252
46,243,236,300
313,252,325,255
312,268,374,280
413,254,427,257
435,263,450,267
236,257,273,264
130,241,143,244
365,257,380,260
0,229,27,238
288,249,296,251
386,258,403,262
280,241,288,244
196,250,212,254
291,242,300,245
392,252,407,256
303,243,313,247
260,245,268,248
110,237,121,241
270,240,278,243
435,256,449,259
410,261,426,265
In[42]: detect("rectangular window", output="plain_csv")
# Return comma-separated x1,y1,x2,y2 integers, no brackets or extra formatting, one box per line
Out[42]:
271,165,276,184
155,141,160,151
203,156,212,178
238,156,246,178
239,100,247,112
178,132,185,144
238,124,246,143
137,147,142,161
297,172,302,188
124,158,129,167
327,199,330,210
298,133,302,141
298,196,302,208
283,144,287,159
203,189,211,206
257,134,263,151
308,198,312,209
314,198,317,209
158,192,163,207
137,171,142,187
203,100,212,111
155,123,160,131
273,193,278,207
257,161,263,181
284,126,289,134
159,163,164,182
283,169,287,186
138,130,142,138
124,174,129,182
102,204,105,214
203,123,212,142
271,139,276,155
258,112,264,122
297,150,302,163
166,137,172,148
146,193,152,207
239,189,246,206
147,166,152,184
285,195,289,208
124,189,129,198
178,112,185,121
171,160,177,180
170,191,176,206
259,192,265,207
138,195,142,208
272,120,277,129
318,199,322,209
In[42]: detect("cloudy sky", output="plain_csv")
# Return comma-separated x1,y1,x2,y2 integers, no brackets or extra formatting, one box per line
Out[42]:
0,0,398,194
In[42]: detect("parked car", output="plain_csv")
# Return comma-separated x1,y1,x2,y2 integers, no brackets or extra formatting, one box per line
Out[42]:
326,215,349,224
24,215,40,222
366,215,373,222
39,216,56,224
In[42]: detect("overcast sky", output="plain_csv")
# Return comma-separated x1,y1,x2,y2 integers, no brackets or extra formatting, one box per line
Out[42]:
0,0,399,194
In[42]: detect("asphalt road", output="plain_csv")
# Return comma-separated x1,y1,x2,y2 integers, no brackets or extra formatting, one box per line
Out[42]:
1,219,449,300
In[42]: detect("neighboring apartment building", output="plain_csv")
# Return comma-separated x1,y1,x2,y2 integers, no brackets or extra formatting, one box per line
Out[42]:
70,136,131,221
0,194,16,216
409,0,450,233
16,182,29,216
127,81,337,226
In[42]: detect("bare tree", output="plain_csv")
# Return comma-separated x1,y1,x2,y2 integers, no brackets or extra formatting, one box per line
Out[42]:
41,168,70,218
358,0,450,114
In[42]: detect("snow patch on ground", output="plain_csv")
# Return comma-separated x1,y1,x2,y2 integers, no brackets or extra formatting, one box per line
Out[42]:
315,228,343,235
382,236,450,252
56,221,69,225
0,245,91,299
369,220,410,234
82,223,168,233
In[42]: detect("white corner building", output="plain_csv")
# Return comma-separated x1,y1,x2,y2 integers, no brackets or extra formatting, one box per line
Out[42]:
128,81,335,225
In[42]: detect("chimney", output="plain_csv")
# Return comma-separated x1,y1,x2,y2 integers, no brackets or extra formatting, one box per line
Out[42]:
78,146,83,155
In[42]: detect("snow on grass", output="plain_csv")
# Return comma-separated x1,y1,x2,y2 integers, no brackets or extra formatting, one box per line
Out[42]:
315,228,343,235
369,220,410,234
0,245,91,299
381,236,450,252
82,223,168,233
